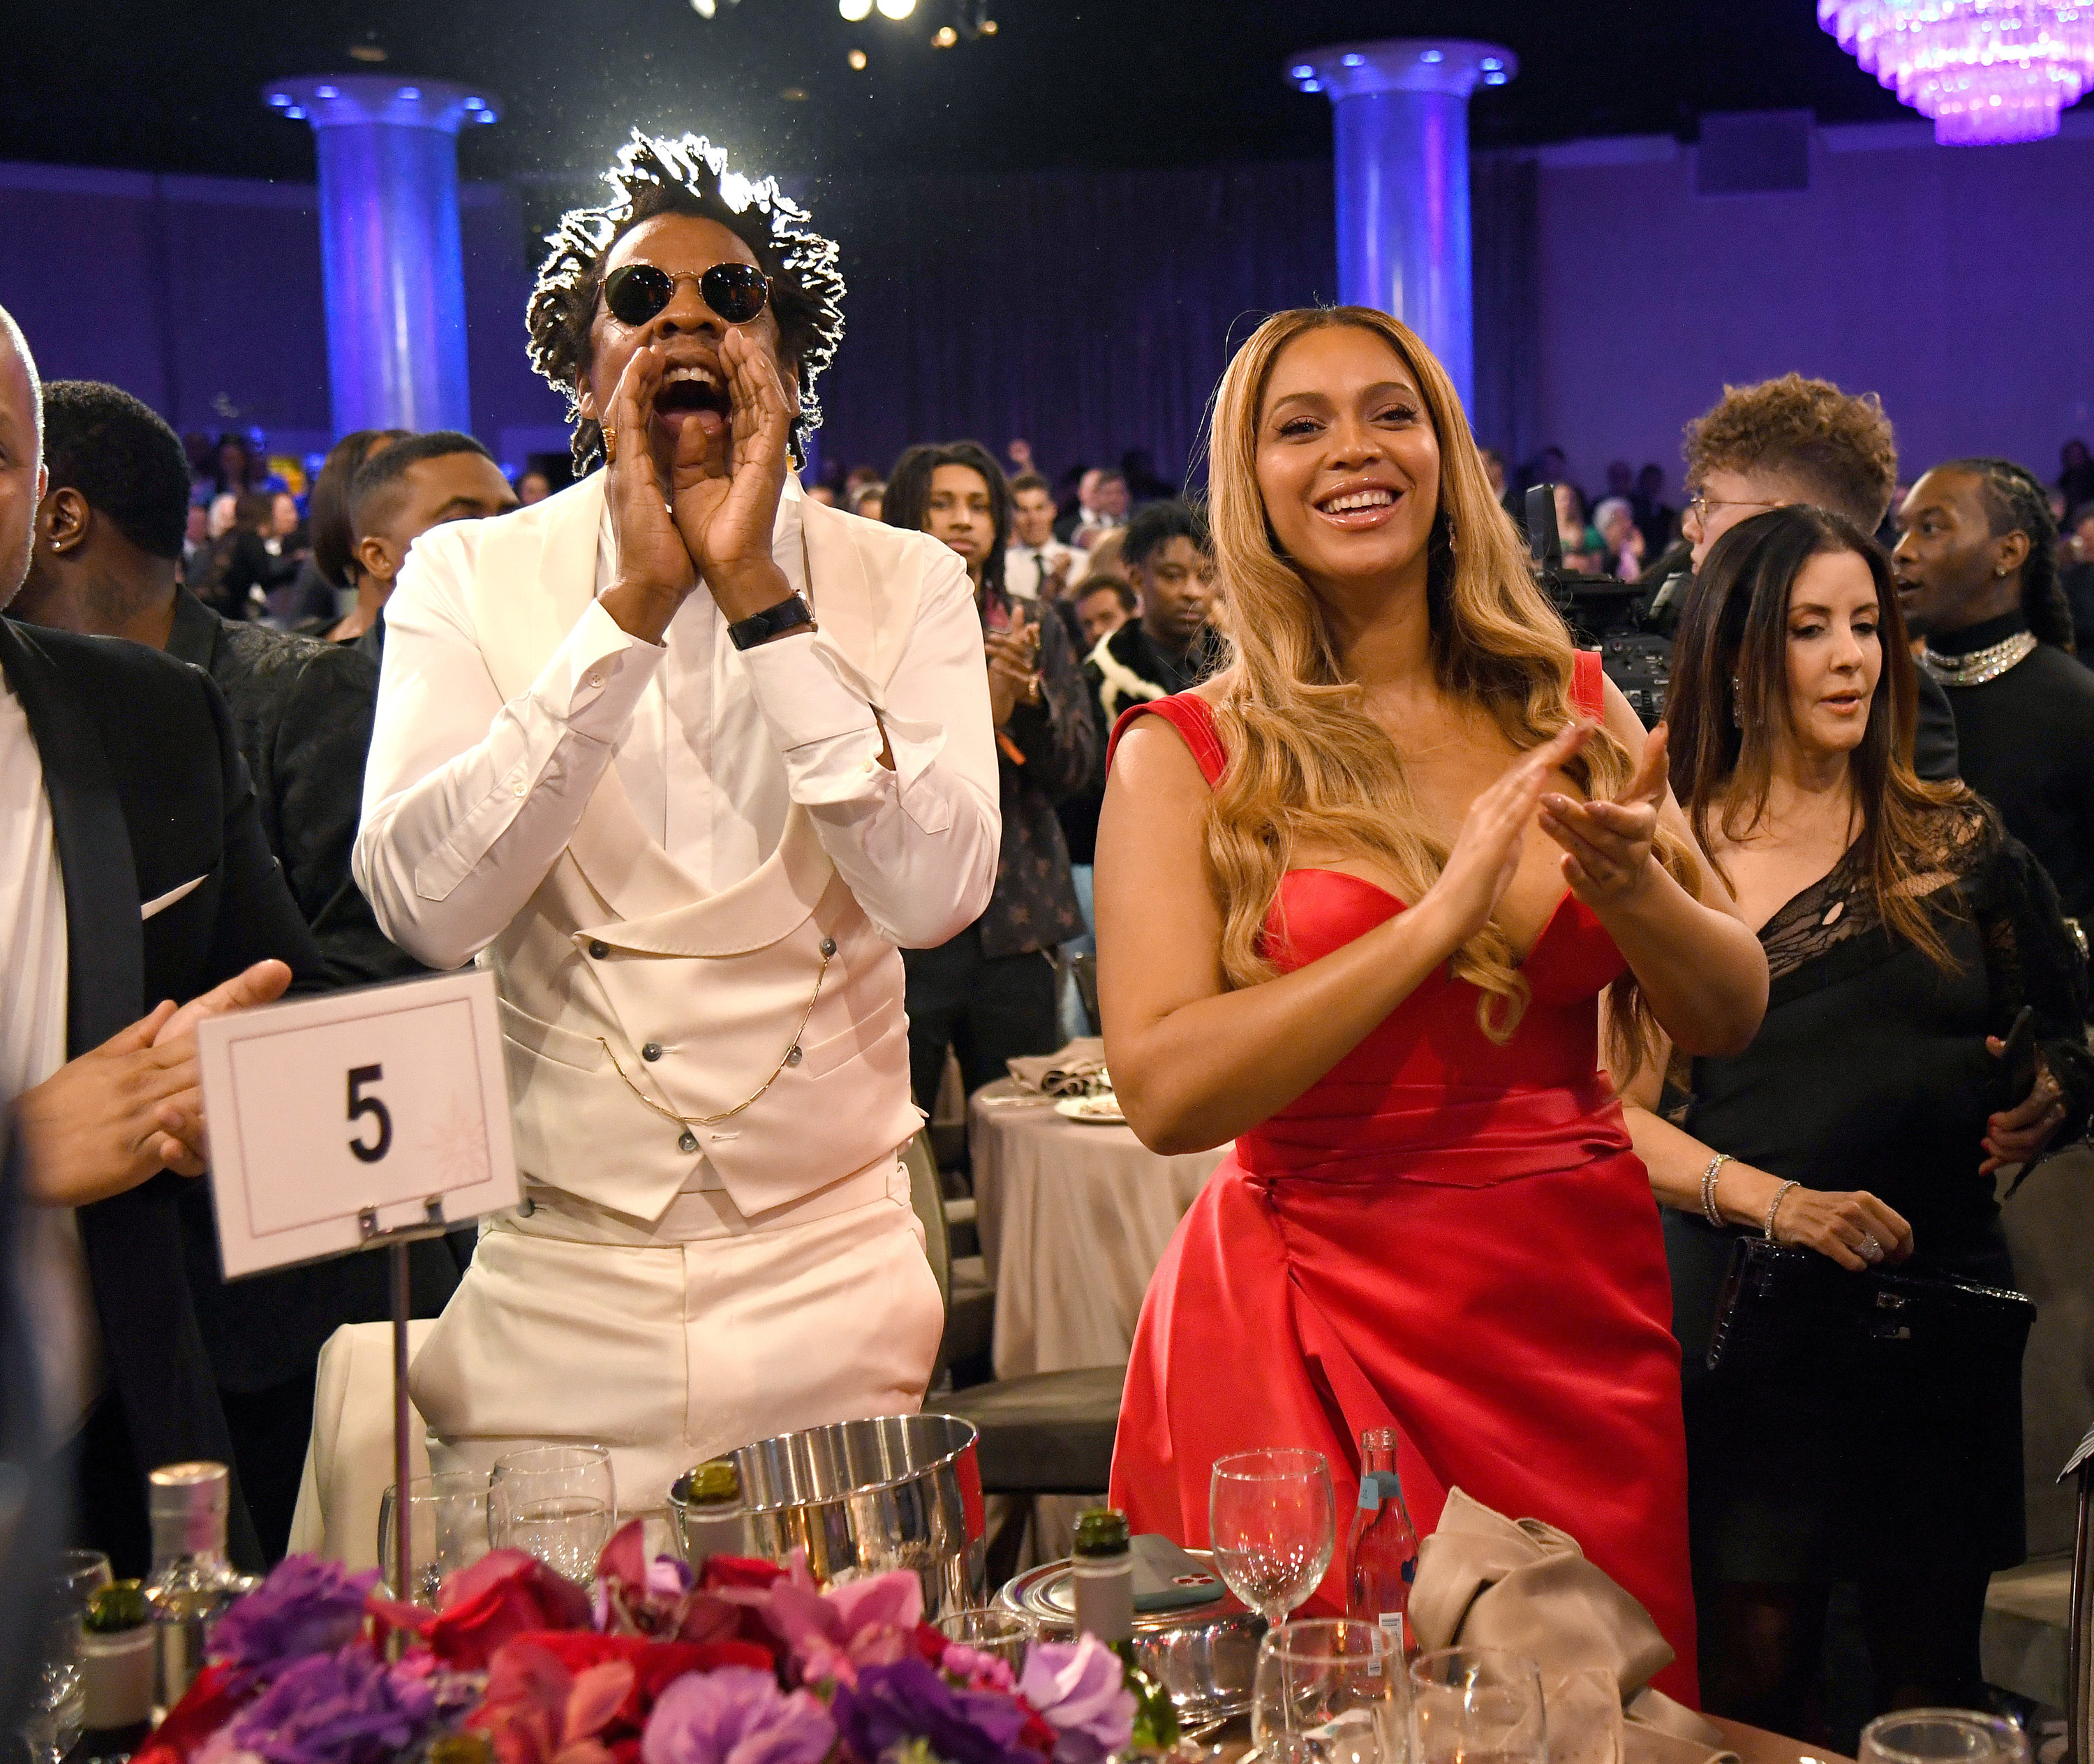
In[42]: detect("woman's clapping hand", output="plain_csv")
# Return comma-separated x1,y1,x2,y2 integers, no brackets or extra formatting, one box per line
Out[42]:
1539,723,1669,905
1421,721,1591,948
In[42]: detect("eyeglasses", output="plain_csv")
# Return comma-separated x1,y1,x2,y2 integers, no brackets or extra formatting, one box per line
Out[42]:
1688,490,1782,524
602,261,770,327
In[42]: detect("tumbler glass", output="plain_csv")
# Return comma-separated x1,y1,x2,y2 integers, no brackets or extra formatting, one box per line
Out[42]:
1409,1647,1547,1764
377,1471,493,1604
21,1550,111,1764
1859,1710,2030,1764
935,1608,1033,1673
1254,1617,1406,1764
489,1444,616,1583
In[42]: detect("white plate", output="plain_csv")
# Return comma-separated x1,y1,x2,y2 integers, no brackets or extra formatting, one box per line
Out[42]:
1054,1094,1127,1125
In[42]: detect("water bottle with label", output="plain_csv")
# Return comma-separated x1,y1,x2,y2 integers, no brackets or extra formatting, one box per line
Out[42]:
1344,1428,1418,1660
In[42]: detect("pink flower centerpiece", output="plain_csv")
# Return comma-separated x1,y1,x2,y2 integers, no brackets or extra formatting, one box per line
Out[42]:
138,1527,1136,1764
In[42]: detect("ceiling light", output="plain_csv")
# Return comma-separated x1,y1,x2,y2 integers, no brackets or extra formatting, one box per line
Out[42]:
933,24,957,45
692,0,715,13
314,84,339,98
839,0,872,15
1300,78,1322,93
1291,63,1314,78
1341,52,1364,67
876,0,915,17
1420,48,1444,64
396,85,421,99
848,47,868,67
284,105,306,119
979,17,996,33
1483,70,1508,84
348,44,386,62
1480,56,1504,71
268,91,291,107
1820,0,2094,144
780,85,808,99
463,96,486,110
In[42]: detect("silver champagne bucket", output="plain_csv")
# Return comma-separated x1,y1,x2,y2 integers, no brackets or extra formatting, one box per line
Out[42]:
671,1414,987,1620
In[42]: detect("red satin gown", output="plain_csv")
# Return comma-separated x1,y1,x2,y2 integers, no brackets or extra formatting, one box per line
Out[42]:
1106,655,1699,1706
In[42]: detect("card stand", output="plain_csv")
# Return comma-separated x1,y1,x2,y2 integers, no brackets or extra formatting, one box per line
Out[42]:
357,1197,454,1620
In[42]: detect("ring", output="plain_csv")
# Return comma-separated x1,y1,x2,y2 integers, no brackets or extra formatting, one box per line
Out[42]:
1859,1231,1885,1264
602,425,618,464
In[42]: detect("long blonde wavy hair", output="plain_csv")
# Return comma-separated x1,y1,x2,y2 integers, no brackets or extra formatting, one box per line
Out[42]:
1201,306,1695,1048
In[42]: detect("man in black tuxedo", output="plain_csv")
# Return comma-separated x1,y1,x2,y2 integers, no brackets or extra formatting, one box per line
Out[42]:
0,306,322,1573
10,380,459,1558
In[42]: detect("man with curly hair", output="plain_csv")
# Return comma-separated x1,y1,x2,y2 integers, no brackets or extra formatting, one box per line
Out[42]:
1663,372,1958,782
355,133,999,1499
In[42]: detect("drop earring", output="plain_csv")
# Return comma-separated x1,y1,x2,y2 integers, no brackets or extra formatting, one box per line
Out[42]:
1731,675,1744,729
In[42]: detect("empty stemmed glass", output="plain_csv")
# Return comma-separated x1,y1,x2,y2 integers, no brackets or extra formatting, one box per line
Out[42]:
1209,1448,1337,1631
489,1444,616,1583
22,1550,111,1764
1859,1710,2031,1764
378,1471,493,1604
1254,1617,1406,1764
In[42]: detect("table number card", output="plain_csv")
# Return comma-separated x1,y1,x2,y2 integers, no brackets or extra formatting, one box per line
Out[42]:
196,970,518,1277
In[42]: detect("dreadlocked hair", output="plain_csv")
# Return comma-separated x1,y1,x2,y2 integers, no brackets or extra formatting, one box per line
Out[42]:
526,131,845,475
1938,456,2072,651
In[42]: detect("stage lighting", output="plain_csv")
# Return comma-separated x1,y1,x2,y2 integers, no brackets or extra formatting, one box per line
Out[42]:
692,0,715,14
877,0,915,17
934,24,956,45
848,47,868,68
839,0,872,17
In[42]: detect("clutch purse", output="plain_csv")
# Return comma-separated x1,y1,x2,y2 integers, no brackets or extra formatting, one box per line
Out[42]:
1705,1235,2035,1376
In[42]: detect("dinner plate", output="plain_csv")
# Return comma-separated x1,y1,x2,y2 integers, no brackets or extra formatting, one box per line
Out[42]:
1054,1093,1127,1125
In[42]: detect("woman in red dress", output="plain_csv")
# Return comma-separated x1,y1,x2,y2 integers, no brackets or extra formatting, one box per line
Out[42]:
1097,309,1770,1705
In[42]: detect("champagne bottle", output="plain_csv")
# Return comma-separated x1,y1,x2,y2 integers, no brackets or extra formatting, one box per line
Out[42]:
1344,1429,1419,1661
1070,1508,1180,1753
678,1460,749,1566
142,1463,256,1712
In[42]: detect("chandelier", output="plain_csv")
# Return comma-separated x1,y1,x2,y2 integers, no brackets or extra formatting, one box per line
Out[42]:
1818,0,2094,143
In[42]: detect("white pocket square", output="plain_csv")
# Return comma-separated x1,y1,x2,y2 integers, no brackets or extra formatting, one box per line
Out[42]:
140,874,207,921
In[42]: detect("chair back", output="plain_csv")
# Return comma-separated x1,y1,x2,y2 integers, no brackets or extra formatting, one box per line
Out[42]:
1071,953,1101,1035
903,1130,950,1312
2063,1422,2094,1763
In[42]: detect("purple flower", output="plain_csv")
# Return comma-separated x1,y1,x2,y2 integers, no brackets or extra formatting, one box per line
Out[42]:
831,1656,1032,1764
209,1558,381,1683
757,1569,921,1689
1018,1638,1135,1764
212,1645,440,1764
641,1665,836,1764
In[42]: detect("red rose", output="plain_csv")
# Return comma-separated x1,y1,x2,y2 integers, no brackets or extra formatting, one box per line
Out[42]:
697,1556,788,1594
517,1631,778,1733
426,1551,595,1670
133,1663,256,1764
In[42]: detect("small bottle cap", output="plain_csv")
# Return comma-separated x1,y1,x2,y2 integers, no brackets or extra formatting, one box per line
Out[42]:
685,1459,741,1506
1072,1507,1130,1557
149,1461,229,1555
85,1580,151,1633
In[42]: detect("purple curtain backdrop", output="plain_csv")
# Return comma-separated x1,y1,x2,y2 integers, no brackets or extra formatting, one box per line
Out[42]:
805,160,1337,491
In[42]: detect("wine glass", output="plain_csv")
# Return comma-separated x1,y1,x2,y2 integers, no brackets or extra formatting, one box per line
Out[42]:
935,1608,1033,1672
1859,1710,2031,1764
21,1550,110,1764
378,1471,493,1605
490,1444,616,1583
1209,1448,1337,1630
1409,1647,1547,1764
1254,1618,1406,1764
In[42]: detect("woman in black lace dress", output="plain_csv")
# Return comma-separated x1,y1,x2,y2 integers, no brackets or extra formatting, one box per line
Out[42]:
1615,505,2092,1731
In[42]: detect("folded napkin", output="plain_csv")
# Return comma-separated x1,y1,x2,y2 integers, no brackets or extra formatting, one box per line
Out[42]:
1006,1037,1111,1097
1413,1488,1737,1764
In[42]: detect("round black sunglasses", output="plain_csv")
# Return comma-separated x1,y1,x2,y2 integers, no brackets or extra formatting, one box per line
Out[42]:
602,261,770,327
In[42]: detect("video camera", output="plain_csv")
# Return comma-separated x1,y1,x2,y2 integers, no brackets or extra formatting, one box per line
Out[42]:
1525,484,1672,725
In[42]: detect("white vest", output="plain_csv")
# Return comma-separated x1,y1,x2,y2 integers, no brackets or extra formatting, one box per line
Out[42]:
466,476,928,1225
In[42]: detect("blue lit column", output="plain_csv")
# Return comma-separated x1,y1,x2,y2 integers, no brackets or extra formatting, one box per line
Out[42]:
264,76,501,436
1287,41,1515,413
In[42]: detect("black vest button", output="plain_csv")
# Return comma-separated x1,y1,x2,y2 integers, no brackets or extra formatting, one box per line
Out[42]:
588,940,610,959
641,1042,663,1061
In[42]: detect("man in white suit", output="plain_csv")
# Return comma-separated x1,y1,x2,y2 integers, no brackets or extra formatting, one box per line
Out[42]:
354,133,999,1507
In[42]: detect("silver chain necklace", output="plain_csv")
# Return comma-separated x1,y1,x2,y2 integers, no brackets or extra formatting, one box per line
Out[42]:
1922,630,2037,687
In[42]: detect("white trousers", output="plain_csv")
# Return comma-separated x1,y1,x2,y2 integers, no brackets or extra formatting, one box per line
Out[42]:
409,1155,944,1513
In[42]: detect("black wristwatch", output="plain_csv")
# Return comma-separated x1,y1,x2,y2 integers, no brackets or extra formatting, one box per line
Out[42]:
727,594,816,651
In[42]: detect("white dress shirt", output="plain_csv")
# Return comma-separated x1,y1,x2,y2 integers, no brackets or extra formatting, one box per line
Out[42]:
0,670,103,1439
356,476,999,970
1005,540,1085,602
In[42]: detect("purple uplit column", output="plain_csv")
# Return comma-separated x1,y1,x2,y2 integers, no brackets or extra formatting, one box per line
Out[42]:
263,76,501,436
1287,40,1516,413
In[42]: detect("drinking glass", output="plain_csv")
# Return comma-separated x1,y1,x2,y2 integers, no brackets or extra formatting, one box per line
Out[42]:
1859,1710,2031,1764
935,1608,1033,1672
1409,1647,1547,1764
22,1549,111,1764
1210,1448,1337,1629
490,1444,616,1583
378,1471,493,1604
1254,1618,1406,1764
1543,1666,1623,1764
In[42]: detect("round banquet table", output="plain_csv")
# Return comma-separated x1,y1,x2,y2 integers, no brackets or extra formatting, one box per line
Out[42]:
967,1079,1231,1380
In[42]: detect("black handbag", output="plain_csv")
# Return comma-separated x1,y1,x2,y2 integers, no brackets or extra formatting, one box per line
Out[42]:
1705,1235,2036,1377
